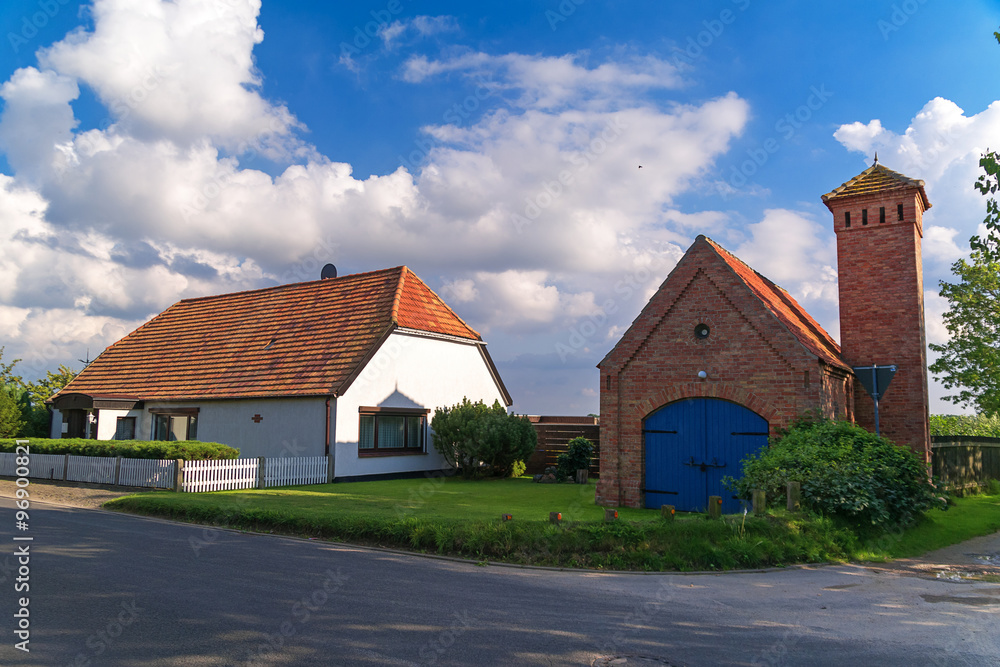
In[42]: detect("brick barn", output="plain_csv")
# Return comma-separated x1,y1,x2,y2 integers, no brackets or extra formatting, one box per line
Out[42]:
596,162,932,510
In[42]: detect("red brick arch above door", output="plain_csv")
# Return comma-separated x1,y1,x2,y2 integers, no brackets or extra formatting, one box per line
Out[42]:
636,383,779,429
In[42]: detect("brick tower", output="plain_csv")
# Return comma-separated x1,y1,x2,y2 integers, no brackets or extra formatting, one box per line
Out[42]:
822,161,931,462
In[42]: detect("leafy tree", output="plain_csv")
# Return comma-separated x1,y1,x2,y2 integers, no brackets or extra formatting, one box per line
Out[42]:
0,384,25,438
929,149,1000,414
24,365,78,405
0,347,21,387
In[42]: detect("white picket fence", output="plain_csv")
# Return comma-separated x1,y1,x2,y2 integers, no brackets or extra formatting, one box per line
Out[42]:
183,458,258,493
119,459,176,489
0,452,331,492
66,456,117,484
0,453,66,480
263,456,328,488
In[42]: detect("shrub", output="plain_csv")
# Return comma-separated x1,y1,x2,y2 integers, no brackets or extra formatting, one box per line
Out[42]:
725,419,946,528
929,413,1000,437
556,437,594,481
430,398,537,478
0,438,239,460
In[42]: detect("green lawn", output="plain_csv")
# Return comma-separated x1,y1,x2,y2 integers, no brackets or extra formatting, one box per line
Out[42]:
104,477,1000,572
109,477,657,523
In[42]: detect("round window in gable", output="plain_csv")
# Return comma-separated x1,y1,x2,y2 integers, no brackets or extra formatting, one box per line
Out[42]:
694,324,710,340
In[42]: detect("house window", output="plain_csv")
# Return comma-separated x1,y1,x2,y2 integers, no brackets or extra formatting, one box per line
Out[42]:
358,408,426,455
150,409,199,441
114,417,136,440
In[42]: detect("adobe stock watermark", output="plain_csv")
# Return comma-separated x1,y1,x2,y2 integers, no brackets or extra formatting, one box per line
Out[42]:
7,0,73,54
179,116,289,221
667,0,752,69
398,76,508,175
545,0,587,31
417,610,473,665
511,117,627,234
244,568,349,667
338,0,409,64
65,597,143,665
75,65,167,157
555,260,666,362
878,0,931,41
728,84,833,190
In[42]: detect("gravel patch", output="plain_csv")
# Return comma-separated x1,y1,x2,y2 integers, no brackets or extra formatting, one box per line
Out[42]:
0,478,141,509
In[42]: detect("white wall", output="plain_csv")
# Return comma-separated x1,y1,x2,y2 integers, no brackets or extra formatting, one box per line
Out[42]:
333,330,507,478
95,408,144,440
167,397,329,458
49,408,62,439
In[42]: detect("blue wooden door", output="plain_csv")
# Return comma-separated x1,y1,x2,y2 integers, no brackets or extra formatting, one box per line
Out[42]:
644,398,768,513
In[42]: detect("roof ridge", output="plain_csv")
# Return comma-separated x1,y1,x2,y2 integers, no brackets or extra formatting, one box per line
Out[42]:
176,265,407,305
702,236,847,369
822,162,929,205
390,266,406,325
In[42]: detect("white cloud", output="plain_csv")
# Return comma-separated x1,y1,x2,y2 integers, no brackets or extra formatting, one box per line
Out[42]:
0,0,753,383
37,0,303,156
381,15,459,48
402,52,683,110
833,97,1000,266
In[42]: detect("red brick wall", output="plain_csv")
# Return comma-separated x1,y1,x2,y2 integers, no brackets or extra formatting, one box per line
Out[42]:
596,239,849,507
826,189,930,462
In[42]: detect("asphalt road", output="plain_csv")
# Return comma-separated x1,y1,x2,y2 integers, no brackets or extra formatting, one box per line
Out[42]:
0,499,998,667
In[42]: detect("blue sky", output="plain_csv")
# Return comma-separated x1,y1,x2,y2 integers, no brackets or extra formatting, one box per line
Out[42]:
0,0,998,415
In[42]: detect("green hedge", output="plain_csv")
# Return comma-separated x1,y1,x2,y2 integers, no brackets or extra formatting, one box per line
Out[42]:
0,438,239,460
930,414,1000,437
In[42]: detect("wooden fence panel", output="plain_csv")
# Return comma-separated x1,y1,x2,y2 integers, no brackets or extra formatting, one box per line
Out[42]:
931,436,1000,488
526,420,600,476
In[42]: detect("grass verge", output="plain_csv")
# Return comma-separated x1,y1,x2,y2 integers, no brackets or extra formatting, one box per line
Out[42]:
104,477,1000,571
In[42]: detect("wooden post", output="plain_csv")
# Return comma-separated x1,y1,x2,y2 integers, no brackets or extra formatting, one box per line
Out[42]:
327,455,335,483
173,459,184,492
549,511,562,524
661,504,675,520
708,495,722,519
62,453,69,481
604,508,619,522
257,457,266,489
575,469,589,484
787,481,801,511
114,456,122,486
752,489,766,515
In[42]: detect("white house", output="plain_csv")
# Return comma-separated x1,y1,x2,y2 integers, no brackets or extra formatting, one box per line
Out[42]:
49,266,511,479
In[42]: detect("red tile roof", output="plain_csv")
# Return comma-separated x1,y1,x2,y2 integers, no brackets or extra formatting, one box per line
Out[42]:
822,162,931,209
54,266,483,401
703,237,849,370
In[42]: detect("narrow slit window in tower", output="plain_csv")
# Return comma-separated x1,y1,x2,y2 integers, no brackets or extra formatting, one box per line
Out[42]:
897,203,904,221
879,207,885,224
862,209,868,226
803,370,810,389
844,211,851,228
